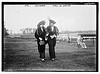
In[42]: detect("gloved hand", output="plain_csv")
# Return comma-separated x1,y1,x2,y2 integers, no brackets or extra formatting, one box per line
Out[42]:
50,35,54,39
45,38,48,41
46,33,49,36
39,37,42,40
53,34,57,37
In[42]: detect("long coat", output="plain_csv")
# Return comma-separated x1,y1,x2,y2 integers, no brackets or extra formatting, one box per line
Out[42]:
35,27,47,58
46,26,59,59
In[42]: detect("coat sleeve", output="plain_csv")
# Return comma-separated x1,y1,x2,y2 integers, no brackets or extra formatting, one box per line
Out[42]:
43,27,47,34
55,26,59,36
35,29,39,39
46,26,51,37
46,26,49,33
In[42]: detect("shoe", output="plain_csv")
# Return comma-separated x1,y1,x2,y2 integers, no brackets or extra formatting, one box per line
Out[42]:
41,59,45,62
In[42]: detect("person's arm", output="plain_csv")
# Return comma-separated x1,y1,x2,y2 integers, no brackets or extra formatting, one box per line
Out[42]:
35,30,43,40
46,26,50,36
56,26,59,36
54,26,59,37
43,27,47,36
43,28,48,41
35,29,39,39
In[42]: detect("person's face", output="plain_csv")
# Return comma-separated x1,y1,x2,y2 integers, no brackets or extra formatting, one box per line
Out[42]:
49,23,54,27
40,24,44,28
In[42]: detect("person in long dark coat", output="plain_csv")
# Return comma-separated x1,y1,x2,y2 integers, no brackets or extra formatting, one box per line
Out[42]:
46,19,59,61
35,20,47,62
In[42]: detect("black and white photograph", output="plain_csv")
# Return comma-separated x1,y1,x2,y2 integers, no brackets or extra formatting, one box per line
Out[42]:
2,2,98,72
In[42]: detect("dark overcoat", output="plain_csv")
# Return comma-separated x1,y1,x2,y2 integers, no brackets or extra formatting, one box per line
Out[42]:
35,27,46,58
46,26,59,59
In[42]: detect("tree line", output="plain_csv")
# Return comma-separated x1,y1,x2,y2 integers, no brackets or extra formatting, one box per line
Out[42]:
4,27,9,37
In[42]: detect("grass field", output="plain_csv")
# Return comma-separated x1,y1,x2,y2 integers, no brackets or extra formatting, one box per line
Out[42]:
3,38,97,72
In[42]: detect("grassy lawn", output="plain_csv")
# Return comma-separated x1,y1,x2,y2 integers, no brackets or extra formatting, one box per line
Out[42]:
3,38,97,72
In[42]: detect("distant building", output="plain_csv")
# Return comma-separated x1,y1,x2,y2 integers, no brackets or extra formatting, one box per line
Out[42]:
20,28,36,38
20,28,36,35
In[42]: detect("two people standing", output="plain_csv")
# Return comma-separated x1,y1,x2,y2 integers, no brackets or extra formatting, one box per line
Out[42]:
35,19,59,62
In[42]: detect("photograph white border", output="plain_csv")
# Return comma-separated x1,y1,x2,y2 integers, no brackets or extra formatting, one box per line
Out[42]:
0,0,99,74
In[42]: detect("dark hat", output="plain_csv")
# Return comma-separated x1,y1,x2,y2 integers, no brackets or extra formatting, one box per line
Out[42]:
49,19,56,24
37,20,45,27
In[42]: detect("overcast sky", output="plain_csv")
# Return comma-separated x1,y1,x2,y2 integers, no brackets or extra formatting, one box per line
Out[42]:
4,5,96,33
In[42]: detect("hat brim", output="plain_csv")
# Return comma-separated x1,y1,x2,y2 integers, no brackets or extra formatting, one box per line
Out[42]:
37,20,45,27
49,19,56,24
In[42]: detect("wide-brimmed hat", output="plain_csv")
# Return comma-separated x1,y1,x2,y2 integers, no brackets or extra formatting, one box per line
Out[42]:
49,19,56,24
37,20,45,27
